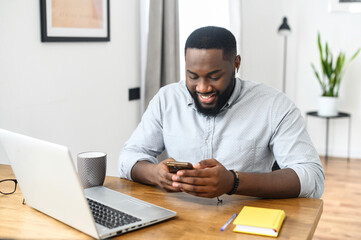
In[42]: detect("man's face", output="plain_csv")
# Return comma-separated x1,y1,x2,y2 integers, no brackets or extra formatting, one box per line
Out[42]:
185,48,240,116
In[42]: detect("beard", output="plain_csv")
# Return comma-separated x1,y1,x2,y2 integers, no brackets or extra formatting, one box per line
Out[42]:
189,74,235,117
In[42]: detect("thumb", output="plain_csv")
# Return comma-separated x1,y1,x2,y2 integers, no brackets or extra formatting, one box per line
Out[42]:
195,159,219,169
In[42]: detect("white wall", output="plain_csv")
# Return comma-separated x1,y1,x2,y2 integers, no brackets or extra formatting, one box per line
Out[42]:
0,0,141,176
178,0,231,82
241,0,299,99
296,0,361,159
241,0,361,160
1,0,360,178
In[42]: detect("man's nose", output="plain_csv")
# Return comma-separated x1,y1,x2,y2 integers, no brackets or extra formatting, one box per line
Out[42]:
196,78,212,93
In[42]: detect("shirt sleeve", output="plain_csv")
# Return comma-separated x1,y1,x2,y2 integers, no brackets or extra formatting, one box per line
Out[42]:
118,93,165,180
269,93,325,198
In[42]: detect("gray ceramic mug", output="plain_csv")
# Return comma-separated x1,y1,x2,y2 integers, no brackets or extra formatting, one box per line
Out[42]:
77,151,107,189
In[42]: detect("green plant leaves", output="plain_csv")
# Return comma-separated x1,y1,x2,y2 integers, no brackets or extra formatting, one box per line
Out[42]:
311,32,360,97
350,48,360,62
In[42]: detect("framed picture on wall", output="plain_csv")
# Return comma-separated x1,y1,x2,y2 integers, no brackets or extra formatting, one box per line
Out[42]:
329,0,361,13
40,0,110,42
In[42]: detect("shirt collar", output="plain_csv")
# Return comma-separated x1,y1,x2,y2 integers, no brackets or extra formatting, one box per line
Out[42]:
223,77,242,110
184,81,194,106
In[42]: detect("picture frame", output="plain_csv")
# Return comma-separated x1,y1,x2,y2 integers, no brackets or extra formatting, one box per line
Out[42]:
329,0,361,13
40,0,110,42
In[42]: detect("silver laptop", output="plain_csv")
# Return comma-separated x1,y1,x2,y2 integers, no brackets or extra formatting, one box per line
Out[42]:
0,129,176,239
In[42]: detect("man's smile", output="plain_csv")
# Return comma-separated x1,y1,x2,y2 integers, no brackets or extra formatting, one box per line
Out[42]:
197,93,217,105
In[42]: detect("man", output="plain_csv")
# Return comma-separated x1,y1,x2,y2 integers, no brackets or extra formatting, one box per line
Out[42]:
119,26,324,199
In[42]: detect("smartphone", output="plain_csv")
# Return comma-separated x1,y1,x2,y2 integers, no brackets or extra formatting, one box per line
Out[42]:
166,161,193,173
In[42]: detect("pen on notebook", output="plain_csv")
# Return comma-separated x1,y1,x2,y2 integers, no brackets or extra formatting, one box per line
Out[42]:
220,213,237,231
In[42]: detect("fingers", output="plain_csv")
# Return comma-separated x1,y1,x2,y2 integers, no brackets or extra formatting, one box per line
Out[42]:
160,173,180,192
172,173,208,186
172,168,219,196
162,182,180,192
172,162,217,186
172,182,219,198
155,158,228,197
175,160,219,177
176,168,208,178
170,159,232,198
157,160,181,192
197,159,219,169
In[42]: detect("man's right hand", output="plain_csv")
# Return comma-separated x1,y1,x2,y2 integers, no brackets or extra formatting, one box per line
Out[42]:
131,158,181,192
153,158,181,192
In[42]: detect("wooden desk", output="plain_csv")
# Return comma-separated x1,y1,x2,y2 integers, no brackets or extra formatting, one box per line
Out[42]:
0,164,323,239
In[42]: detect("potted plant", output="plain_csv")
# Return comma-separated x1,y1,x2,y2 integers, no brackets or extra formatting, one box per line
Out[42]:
311,32,360,116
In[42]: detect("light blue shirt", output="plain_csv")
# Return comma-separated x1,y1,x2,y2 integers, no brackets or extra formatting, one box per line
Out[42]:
118,78,325,198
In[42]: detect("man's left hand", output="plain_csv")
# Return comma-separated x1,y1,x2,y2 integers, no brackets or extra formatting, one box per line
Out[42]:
171,159,234,198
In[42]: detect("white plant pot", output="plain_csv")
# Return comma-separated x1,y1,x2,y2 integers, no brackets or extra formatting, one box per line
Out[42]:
318,96,338,117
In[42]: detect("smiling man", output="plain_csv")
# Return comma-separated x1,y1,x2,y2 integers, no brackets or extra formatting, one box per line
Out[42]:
186,47,237,116
118,26,325,199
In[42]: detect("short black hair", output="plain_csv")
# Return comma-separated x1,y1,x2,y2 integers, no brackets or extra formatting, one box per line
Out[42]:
184,26,237,62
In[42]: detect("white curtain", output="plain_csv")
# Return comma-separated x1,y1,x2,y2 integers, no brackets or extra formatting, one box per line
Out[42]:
140,0,180,113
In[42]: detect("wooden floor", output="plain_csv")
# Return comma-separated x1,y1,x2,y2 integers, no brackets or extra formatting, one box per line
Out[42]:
313,157,361,240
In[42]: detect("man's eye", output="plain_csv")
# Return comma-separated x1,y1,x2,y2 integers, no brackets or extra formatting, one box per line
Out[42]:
188,75,198,80
209,75,220,80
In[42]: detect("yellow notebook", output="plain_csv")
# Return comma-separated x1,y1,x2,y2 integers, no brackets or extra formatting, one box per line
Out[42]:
233,206,285,237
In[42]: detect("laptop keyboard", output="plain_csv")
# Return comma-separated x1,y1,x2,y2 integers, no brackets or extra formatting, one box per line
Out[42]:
87,198,142,229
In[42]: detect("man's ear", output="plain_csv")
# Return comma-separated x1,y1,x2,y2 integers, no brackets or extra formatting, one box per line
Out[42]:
234,55,241,72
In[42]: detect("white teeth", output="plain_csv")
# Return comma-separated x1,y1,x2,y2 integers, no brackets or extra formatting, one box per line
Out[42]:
200,95,211,99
